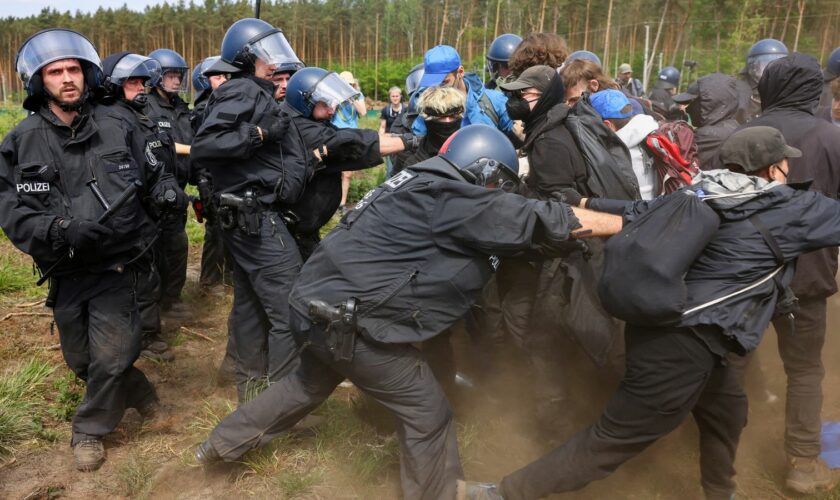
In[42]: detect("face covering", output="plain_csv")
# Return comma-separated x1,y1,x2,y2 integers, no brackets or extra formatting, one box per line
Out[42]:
505,96,532,121
425,119,461,144
127,92,149,111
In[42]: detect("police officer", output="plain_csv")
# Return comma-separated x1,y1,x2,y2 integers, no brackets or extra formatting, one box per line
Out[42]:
271,61,304,102
818,46,840,121
566,49,602,66
0,29,182,471
100,51,187,362
147,48,193,318
648,66,685,120
485,33,522,89
389,63,426,175
193,124,622,500
735,38,788,124
282,66,419,260
191,18,311,400
191,55,237,295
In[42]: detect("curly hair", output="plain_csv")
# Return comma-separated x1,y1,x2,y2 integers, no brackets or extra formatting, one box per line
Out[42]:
508,32,569,77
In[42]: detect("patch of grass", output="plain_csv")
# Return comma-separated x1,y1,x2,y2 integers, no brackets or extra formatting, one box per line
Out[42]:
0,253,38,295
187,398,237,439
0,359,55,455
113,452,155,498
47,372,83,422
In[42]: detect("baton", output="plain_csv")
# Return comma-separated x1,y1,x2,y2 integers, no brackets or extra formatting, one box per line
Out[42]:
37,180,142,286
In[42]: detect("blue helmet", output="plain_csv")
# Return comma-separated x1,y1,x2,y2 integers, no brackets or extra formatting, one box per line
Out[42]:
439,124,519,188
746,39,788,83
16,28,103,110
486,34,522,81
192,56,220,94
220,18,301,72
286,66,359,118
102,51,161,96
657,66,680,89
825,46,840,81
567,50,602,67
405,63,425,97
148,48,188,92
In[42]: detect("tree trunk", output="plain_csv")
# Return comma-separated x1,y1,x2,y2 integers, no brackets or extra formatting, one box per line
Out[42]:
793,0,805,51
603,0,614,70
583,0,591,50
645,0,670,86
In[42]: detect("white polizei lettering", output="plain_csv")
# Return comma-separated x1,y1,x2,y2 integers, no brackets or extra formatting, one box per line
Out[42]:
16,182,50,193
158,121,171,128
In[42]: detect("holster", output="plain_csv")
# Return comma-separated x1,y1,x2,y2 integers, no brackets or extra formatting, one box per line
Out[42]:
308,298,358,362
237,190,261,236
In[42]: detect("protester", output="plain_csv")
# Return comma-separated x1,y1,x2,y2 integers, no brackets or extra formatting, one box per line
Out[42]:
333,71,367,214
508,32,568,77
616,63,644,97
379,86,406,176
560,58,618,106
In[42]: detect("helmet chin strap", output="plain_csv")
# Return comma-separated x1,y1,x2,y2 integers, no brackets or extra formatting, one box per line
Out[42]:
126,92,148,111
44,87,88,113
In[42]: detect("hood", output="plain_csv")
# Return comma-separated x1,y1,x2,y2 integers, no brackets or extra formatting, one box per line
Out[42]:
693,73,739,127
691,169,781,212
463,72,486,101
758,52,823,115
616,113,658,148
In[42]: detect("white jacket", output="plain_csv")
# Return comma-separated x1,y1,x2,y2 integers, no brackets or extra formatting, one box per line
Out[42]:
616,114,659,200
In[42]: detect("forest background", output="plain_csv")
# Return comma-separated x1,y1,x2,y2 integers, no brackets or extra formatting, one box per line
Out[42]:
0,0,839,102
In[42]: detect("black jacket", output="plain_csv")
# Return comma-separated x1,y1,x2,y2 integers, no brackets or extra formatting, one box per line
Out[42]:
191,75,311,207
523,102,588,200
649,82,686,121
0,103,163,276
282,102,382,234
146,91,193,187
734,70,761,124
688,73,740,170
289,156,580,344
746,52,840,299
388,110,421,175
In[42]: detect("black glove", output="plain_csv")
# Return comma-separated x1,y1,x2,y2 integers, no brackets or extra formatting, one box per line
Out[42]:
56,219,113,250
151,175,188,212
398,133,420,153
550,189,582,208
536,238,590,260
263,116,289,144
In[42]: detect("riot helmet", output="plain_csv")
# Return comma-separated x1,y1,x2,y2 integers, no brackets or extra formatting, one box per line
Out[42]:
285,67,359,119
15,28,102,112
746,39,788,84
486,33,522,82
220,18,301,73
657,66,681,89
439,124,519,189
825,46,840,82
148,48,188,93
103,52,161,96
192,56,218,94
567,50,602,67
405,63,425,98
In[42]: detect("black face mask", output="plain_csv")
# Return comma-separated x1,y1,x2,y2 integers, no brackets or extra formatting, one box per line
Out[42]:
127,92,149,111
505,96,532,121
686,98,702,126
426,119,461,144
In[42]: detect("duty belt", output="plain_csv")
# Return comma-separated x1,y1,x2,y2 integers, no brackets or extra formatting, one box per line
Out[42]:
308,298,358,362
218,190,300,236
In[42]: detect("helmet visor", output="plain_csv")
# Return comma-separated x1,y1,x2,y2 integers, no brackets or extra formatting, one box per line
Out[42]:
748,53,784,83
249,30,302,68
17,29,101,86
308,71,360,109
110,54,161,87
461,158,519,191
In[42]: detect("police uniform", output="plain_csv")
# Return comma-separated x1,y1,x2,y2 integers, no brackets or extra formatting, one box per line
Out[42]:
202,155,581,500
192,73,311,399
0,102,169,445
146,90,192,310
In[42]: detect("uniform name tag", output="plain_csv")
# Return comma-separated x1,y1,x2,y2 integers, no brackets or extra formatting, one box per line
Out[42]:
384,170,415,190
16,182,50,193
157,121,171,128
148,140,163,149
489,255,500,272
105,162,135,173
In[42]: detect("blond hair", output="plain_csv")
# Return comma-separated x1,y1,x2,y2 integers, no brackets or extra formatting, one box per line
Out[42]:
417,86,466,117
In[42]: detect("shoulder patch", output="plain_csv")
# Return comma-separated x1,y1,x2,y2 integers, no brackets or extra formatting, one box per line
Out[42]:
383,170,416,190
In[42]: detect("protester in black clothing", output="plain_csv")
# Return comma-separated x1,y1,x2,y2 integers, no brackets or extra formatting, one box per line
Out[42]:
194,124,623,500
459,125,840,500
741,52,840,494
401,86,465,167
672,73,740,170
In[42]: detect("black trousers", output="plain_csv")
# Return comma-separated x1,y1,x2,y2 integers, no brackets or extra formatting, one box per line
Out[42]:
52,271,157,445
199,215,233,288
135,263,162,339
500,325,748,500
773,296,827,458
223,211,302,400
157,212,189,308
208,310,463,500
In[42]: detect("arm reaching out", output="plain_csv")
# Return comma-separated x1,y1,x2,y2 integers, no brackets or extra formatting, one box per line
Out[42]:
570,206,623,238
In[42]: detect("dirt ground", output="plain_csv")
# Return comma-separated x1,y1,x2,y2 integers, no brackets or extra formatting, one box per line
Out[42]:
1,242,840,499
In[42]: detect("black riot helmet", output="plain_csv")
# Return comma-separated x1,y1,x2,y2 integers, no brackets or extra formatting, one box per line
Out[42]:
405,63,425,98
439,124,519,189
567,50,602,66
15,28,103,112
102,52,161,98
285,66,359,119
220,18,301,73
746,39,788,84
148,48,188,93
825,46,840,82
486,33,522,81
657,66,681,89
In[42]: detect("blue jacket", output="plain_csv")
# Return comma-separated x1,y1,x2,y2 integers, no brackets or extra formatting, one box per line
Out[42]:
412,73,513,135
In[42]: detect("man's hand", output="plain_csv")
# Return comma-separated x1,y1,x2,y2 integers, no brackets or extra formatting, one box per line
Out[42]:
59,220,113,250
569,206,623,238
152,176,188,211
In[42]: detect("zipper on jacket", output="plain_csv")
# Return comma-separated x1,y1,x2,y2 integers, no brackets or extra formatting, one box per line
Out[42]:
363,270,418,316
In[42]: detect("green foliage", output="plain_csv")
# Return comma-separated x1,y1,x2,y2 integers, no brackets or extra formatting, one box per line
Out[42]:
47,372,83,422
0,107,26,141
112,452,155,498
0,253,36,295
0,359,55,455
347,166,387,205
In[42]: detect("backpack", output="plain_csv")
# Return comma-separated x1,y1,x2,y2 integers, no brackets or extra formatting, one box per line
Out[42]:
566,93,641,201
477,92,501,128
644,120,699,195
